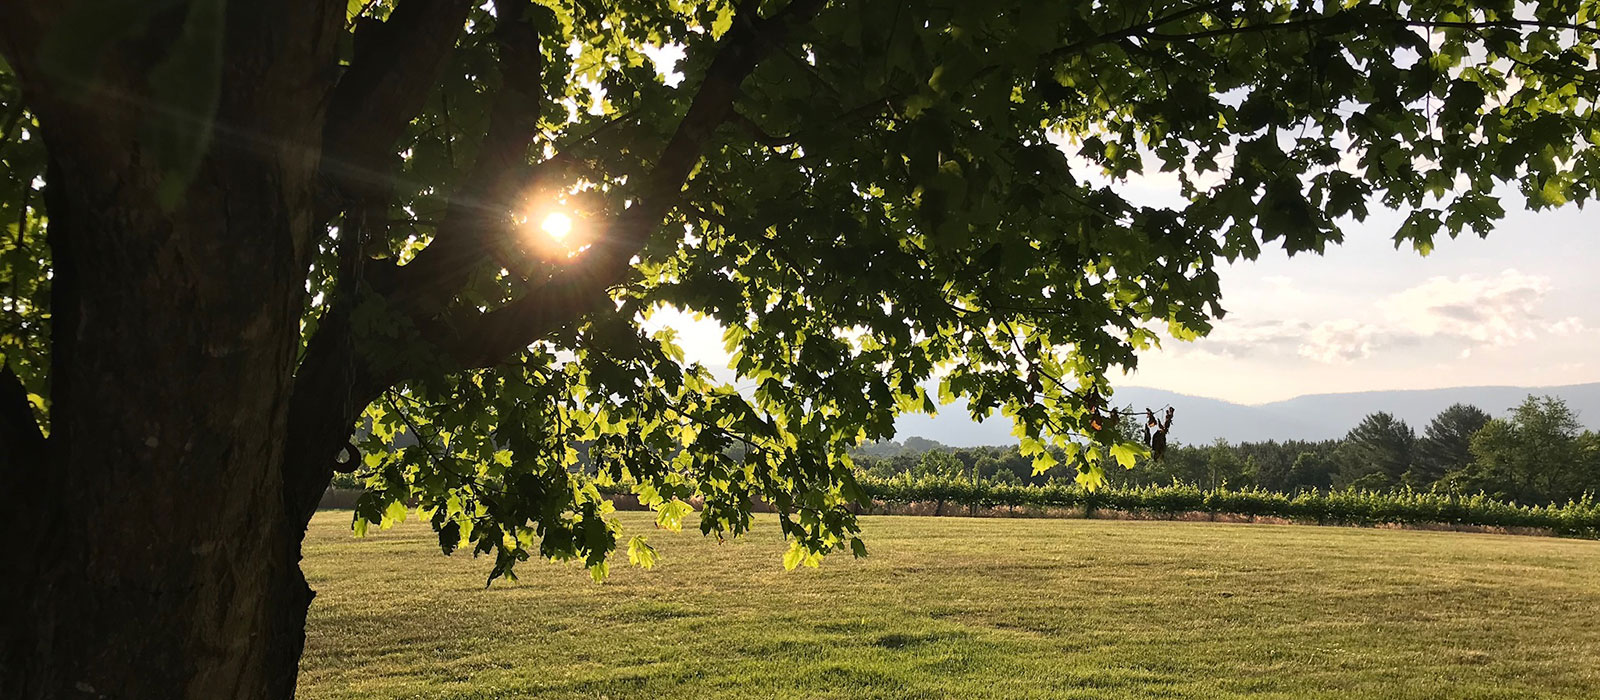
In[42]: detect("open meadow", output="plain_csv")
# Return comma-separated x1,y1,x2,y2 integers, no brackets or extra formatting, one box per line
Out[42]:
299,512,1600,699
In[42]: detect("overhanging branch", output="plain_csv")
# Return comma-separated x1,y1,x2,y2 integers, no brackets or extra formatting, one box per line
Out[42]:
436,0,829,370
381,0,550,312
1044,3,1598,64
1146,16,1600,42
318,0,475,213
284,0,550,516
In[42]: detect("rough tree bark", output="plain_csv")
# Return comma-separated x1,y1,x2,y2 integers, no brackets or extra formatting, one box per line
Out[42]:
0,1,824,698
0,3,345,698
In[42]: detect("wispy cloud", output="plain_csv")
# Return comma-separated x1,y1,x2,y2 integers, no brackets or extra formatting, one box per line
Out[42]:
1549,316,1586,336
1382,269,1554,348
1297,320,1383,363
1181,319,1309,359
1176,269,1590,365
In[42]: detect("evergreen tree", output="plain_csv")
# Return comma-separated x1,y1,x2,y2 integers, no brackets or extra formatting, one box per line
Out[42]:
1335,413,1415,490
1408,403,1491,488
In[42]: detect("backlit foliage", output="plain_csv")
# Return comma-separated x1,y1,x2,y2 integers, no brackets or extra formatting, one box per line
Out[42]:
4,0,1598,580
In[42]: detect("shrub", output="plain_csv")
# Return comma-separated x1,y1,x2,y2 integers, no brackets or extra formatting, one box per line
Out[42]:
853,476,1600,538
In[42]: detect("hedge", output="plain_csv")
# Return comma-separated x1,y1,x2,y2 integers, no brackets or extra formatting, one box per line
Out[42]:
855,476,1600,538
355,475,1599,538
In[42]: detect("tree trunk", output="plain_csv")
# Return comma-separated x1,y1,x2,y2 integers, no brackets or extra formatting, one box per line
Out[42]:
0,116,323,695
1,1,346,684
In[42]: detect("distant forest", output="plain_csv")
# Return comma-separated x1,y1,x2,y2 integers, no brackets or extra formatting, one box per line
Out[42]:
856,395,1600,507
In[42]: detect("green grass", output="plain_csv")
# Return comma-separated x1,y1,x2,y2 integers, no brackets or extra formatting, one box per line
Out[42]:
299,512,1600,699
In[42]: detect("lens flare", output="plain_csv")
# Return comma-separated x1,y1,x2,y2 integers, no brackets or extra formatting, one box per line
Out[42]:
540,212,573,241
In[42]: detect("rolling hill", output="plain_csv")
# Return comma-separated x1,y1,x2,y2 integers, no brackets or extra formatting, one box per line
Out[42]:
892,382,1600,447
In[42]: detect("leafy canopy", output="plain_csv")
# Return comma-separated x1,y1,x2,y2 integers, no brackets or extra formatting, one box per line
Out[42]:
3,0,1599,581
1458,396,1600,503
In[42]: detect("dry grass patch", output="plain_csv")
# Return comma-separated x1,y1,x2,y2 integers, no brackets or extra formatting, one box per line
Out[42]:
300,512,1600,699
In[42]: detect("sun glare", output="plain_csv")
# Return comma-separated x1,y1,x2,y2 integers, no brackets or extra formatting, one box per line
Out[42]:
541,212,573,241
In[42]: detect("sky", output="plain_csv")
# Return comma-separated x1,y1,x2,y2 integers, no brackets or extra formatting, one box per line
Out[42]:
1107,170,1600,404
1127,205,1600,404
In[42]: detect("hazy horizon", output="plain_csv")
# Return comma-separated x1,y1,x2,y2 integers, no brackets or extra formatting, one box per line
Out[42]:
1117,378,1600,407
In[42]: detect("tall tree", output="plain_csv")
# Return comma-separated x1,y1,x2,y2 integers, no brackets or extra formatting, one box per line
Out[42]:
1408,402,1491,487
1335,412,1415,490
1287,450,1339,491
2,1,1599,697
1237,439,1337,491
1203,439,1253,491
913,449,965,480
1457,395,1596,504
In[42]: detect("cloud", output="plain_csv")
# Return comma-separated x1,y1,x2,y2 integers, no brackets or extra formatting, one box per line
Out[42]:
1287,269,1576,363
1549,316,1586,336
1168,268,1591,366
1297,319,1383,363
1383,269,1553,347
1178,319,1310,359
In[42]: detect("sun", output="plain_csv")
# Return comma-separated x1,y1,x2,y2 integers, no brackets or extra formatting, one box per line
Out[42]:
540,212,573,241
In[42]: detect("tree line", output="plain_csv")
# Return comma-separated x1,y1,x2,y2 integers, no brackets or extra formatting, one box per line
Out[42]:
854,395,1600,506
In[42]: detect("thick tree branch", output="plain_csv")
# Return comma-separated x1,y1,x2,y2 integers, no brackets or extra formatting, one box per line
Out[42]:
438,0,829,370
1145,15,1600,43
1046,0,1235,61
0,362,45,476
380,0,549,311
284,0,547,519
318,0,474,212
1046,3,1598,64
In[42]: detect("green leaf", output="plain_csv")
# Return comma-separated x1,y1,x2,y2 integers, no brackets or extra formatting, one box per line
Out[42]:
782,541,806,571
381,499,408,529
438,520,462,555
1031,449,1059,476
1109,442,1145,469
655,499,692,533
627,535,658,569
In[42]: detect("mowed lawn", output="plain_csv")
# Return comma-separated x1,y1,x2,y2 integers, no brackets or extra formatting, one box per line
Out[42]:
299,511,1600,699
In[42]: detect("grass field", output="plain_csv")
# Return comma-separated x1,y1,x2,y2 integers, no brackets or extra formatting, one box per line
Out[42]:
298,511,1600,699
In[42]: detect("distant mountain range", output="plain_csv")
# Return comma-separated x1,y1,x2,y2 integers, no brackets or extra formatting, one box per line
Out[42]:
891,382,1600,447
